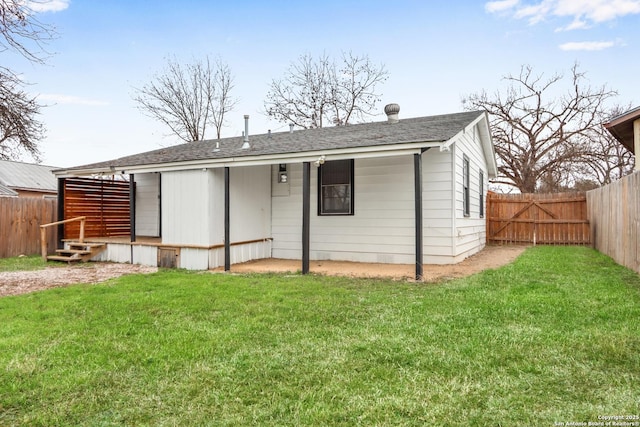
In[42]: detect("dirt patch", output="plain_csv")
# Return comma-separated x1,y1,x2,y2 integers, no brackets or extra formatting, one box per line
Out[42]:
218,245,528,281
0,245,527,297
0,263,158,297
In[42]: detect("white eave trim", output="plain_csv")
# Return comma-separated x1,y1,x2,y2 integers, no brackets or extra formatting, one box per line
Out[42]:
54,140,446,177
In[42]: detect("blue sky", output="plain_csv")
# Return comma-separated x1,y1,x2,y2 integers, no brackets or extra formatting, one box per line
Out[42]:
9,0,640,167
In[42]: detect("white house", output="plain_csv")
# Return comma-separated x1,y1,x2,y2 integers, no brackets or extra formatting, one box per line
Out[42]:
53,105,497,279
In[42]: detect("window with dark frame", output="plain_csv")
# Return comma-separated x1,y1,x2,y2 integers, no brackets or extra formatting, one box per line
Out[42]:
318,159,354,215
479,170,484,218
463,155,470,217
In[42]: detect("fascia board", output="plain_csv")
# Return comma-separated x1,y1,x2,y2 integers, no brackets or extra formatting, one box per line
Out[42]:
439,112,498,178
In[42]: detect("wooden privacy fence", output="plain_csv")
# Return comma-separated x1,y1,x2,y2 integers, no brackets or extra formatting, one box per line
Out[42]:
487,192,590,245
0,197,57,258
587,171,640,274
63,177,131,239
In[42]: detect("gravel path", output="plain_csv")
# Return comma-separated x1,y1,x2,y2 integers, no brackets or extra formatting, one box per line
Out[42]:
0,263,158,297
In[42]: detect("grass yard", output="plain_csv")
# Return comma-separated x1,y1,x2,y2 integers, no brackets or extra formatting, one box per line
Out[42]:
0,246,639,426
0,255,49,272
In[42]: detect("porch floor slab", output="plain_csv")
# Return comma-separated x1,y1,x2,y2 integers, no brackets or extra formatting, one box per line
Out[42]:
213,245,527,282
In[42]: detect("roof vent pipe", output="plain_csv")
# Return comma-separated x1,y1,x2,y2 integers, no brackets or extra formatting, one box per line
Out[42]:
384,103,400,123
289,123,294,133
242,115,250,149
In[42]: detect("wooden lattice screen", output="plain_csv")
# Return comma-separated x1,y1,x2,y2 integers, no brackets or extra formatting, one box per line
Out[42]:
486,192,590,245
63,177,131,239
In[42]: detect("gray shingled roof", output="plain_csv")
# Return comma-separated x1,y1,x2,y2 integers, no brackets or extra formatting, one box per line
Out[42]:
61,110,484,172
0,159,58,192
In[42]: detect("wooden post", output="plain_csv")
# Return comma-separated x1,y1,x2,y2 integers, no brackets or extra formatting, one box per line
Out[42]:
57,178,65,249
79,218,85,243
40,227,47,261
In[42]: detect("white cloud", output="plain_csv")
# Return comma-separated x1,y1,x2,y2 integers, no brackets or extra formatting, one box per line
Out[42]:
485,0,640,28
558,40,616,51
25,0,70,13
557,18,590,31
554,0,640,23
485,0,520,13
38,93,109,106
513,2,553,24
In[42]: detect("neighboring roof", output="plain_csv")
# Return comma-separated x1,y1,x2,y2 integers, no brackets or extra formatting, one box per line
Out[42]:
0,182,18,197
603,106,640,154
0,159,58,193
55,110,496,176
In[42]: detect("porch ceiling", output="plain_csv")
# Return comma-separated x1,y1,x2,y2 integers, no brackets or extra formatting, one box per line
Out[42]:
604,106,640,154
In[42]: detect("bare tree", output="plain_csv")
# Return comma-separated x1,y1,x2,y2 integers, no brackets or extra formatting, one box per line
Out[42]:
264,52,388,129
463,64,619,193
1,0,56,64
0,71,43,160
0,0,57,161
578,105,635,186
209,61,236,140
133,56,237,142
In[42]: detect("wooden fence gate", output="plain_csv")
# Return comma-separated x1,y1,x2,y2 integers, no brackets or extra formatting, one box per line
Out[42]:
486,192,590,245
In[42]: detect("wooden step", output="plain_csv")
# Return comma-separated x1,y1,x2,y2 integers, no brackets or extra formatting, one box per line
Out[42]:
56,249,92,255
46,255,83,263
46,241,107,264
68,243,106,249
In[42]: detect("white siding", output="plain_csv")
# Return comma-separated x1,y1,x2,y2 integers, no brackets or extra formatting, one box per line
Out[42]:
229,166,272,243
203,166,272,247
133,245,157,266
209,168,225,245
179,248,209,270
231,240,272,265
157,166,271,268
100,243,131,263
271,163,304,259
451,123,490,261
208,240,272,269
273,156,416,264
162,169,212,246
423,149,455,263
271,144,490,265
135,173,160,237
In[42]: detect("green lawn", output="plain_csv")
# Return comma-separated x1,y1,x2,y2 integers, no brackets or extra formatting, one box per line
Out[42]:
0,255,49,272
1,246,639,426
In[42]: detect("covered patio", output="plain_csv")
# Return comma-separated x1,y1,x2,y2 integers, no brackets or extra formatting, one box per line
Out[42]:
215,245,526,282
